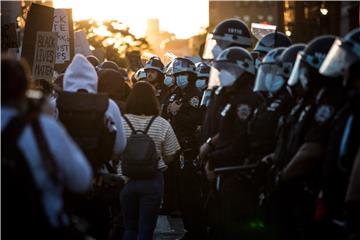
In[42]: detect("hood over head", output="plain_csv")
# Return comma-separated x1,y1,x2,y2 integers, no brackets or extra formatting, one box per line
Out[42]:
64,54,98,93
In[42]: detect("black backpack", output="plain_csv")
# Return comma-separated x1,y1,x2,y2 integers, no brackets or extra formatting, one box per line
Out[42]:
57,91,116,171
121,116,159,179
2,113,65,240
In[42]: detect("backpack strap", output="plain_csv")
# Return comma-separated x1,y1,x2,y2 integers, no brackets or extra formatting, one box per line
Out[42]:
31,118,60,185
144,116,157,134
122,115,136,134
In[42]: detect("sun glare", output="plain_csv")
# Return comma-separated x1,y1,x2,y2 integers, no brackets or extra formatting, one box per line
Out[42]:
53,0,209,39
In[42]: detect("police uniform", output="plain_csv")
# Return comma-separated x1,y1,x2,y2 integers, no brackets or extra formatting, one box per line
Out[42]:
168,85,207,239
249,87,295,161
271,86,345,240
206,84,263,239
269,94,317,240
318,90,359,239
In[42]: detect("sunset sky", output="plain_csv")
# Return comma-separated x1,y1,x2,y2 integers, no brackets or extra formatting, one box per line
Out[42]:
53,0,209,39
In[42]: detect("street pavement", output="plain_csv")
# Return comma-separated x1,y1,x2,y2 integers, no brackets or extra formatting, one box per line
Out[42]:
154,215,185,240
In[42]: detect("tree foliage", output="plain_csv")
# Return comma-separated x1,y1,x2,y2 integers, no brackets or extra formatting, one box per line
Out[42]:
74,19,150,68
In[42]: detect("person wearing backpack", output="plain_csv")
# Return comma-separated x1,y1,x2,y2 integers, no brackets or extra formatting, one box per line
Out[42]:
51,54,127,240
119,81,181,240
2,56,93,239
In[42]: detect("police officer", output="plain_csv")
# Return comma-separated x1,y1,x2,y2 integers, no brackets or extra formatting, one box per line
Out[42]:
203,47,262,239
267,35,338,240
316,28,360,239
144,56,166,103
251,44,306,158
163,57,205,239
200,18,253,146
195,62,210,92
253,31,292,67
132,67,147,85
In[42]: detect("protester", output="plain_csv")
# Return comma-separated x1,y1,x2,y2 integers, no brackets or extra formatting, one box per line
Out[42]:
98,68,128,111
119,81,180,240
2,55,93,240
3,5,360,239
52,54,127,240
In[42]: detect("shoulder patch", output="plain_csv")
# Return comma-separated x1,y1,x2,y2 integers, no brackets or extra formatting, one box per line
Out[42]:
315,105,333,124
237,104,252,120
189,96,200,108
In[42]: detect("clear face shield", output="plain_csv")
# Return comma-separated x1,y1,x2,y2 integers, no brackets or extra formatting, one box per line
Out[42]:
208,61,245,89
319,38,360,78
203,33,232,60
287,51,305,87
254,62,285,94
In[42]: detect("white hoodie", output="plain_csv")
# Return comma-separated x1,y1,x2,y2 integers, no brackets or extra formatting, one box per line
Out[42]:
52,54,126,156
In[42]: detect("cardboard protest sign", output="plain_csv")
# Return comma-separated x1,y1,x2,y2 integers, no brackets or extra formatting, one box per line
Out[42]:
1,23,18,50
251,23,277,41
74,30,92,56
21,3,54,69
52,8,74,64
32,31,57,81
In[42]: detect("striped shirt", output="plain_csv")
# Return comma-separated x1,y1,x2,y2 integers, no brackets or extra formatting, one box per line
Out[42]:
118,114,181,174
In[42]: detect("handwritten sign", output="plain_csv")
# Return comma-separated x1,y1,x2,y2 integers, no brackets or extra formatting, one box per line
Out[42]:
74,30,92,56
21,3,54,69
32,31,57,81
52,9,71,64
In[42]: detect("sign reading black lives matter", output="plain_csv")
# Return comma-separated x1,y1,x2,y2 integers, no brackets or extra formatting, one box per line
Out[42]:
21,3,54,70
32,31,57,81
53,9,72,64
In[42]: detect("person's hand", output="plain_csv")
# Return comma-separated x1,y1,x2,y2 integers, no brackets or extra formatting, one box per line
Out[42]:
199,142,212,161
168,101,182,116
205,162,217,182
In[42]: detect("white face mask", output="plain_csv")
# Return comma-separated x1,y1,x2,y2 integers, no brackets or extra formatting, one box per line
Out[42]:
195,79,207,90
255,58,261,69
211,44,223,59
219,69,236,87
264,74,284,94
164,76,174,87
176,75,189,89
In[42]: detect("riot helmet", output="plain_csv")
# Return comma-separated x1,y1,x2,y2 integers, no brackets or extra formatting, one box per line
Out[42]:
254,32,292,59
320,28,360,80
203,18,252,60
288,35,336,92
208,46,255,88
254,47,286,95
195,62,210,90
166,57,197,89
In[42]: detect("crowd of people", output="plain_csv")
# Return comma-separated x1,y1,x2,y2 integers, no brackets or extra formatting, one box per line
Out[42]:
2,18,360,240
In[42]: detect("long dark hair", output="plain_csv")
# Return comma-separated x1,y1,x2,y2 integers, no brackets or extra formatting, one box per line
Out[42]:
125,81,160,116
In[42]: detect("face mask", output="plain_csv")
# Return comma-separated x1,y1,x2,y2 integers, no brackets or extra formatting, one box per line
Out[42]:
219,69,236,87
176,75,189,89
265,74,284,94
299,67,309,91
211,44,222,59
195,79,207,90
255,58,261,69
164,76,174,87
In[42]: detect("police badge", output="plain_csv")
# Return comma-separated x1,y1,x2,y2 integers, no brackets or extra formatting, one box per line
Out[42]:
189,96,200,108
237,104,251,120
315,105,333,124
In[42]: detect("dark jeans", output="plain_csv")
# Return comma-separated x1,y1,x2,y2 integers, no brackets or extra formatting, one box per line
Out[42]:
120,173,164,240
